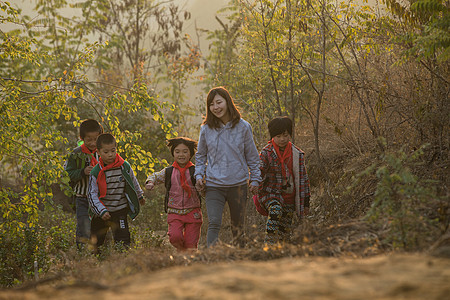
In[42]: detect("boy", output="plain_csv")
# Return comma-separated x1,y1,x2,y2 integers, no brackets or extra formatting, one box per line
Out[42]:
145,137,202,251
88,133,144,253
64,119,103,250
258,116,311,245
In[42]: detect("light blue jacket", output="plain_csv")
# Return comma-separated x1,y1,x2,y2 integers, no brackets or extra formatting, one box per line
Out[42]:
195,118,261,187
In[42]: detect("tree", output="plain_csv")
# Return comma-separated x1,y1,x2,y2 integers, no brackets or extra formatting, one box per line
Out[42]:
84,0,201,136
205,0,333,174
0,1,175,285
21,0,204,161
384,0,449,62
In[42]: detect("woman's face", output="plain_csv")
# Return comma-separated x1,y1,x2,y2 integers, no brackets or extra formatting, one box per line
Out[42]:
209,94,230,124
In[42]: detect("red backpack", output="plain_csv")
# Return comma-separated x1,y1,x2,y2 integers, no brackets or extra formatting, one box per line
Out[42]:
253,195,268,216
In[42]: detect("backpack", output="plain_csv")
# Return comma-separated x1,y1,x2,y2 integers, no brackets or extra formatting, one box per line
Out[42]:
253,194,268,216
163,165,200,213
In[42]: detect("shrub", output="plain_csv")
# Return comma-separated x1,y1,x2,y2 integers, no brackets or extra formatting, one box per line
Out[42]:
354,143,440,249
0,226,48,287
0,204,76,287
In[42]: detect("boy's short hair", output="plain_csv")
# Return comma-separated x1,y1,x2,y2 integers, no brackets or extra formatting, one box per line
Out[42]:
268,116,293,138
80,119,103,139
167,137,198,159
96,133,116,150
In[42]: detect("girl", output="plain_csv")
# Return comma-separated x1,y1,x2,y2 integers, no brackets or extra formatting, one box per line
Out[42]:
145,137,202,251
258,117,311,245
195,86,261,247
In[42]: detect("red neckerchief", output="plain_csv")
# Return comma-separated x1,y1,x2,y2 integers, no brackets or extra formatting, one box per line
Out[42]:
270,139,293,180
172,161,194,197
81,143,99,166
97,154,125,199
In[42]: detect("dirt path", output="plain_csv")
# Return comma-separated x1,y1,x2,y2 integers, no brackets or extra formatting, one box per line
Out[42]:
2,253,449,300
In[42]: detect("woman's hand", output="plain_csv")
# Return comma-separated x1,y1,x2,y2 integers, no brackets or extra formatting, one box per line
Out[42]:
195,178,205,192
249,184,259,195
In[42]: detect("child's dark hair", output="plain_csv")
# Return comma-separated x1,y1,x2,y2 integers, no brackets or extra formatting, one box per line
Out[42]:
79,119,103,139
268,116,293,139
203,86,241,128
167,137,198,159
96,133,116,150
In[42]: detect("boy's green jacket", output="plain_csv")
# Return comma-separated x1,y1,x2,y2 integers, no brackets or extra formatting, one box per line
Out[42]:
88,161,142,220
64,146,91,183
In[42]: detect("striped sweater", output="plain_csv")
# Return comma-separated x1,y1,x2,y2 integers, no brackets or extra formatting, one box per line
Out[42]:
88,161,143,219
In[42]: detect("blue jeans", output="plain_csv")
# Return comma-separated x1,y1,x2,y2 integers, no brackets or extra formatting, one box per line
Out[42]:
205,184,248,247
75,196,90,249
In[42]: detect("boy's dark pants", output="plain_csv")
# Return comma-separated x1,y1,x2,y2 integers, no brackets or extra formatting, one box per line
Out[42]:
90,208,130,252
75,196,90,250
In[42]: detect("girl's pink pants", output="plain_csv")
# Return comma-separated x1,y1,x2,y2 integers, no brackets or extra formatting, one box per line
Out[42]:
167,208,202,250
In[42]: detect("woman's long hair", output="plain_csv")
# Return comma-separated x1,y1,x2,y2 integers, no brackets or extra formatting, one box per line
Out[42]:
203,86,241,128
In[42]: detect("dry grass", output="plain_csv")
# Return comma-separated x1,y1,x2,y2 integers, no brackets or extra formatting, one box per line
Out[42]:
10,214,390,292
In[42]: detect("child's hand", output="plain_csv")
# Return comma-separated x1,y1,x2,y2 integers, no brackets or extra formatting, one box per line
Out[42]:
102,212,111,220
145,181,155,190
84,166,94,175
139,198,146,205
195,179,205,192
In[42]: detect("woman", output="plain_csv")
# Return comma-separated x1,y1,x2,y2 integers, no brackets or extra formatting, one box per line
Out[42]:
195,86,261,247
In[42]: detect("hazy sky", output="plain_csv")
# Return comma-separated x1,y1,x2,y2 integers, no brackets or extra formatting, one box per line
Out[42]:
7,0,228,54
3,0,228,115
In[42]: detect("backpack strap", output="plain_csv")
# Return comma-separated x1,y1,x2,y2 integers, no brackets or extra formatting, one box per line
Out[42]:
188,166,196,186
164,166,174,213
189,165,202,205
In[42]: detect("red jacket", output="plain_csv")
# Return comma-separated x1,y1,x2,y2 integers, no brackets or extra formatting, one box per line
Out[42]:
259,142,310,216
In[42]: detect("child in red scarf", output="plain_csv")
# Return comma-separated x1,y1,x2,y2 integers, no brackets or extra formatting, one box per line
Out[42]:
145,137,202,251
88,133,144,253
258,117,311,245
64,119,103,250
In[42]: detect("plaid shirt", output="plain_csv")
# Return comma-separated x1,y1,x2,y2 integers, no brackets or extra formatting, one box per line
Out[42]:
259,142,310,214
